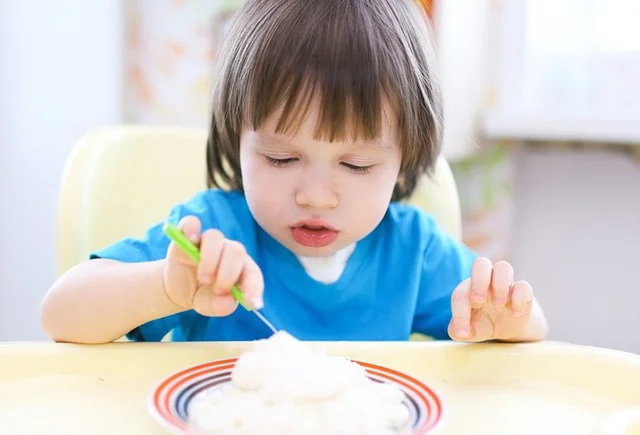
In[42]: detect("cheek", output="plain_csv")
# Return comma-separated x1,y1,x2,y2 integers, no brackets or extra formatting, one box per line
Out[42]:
366,166,400,225
343,165,400,216
240,153,289,210
370,161,401,200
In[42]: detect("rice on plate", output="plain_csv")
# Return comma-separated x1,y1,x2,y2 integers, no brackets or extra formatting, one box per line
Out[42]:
188,331,412,435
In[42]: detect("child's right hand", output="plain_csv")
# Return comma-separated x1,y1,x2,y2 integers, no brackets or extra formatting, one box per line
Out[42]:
163,216,264,317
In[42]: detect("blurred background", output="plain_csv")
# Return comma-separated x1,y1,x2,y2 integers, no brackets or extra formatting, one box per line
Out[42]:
1,0,639,352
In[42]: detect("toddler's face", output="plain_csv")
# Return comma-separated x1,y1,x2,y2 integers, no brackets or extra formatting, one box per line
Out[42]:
239,100,402,257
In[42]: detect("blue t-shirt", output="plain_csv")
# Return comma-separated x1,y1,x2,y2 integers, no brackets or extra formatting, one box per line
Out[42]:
90,189,476,342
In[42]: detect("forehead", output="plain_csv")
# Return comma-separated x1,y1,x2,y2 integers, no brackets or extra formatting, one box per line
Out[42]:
253,94,400,150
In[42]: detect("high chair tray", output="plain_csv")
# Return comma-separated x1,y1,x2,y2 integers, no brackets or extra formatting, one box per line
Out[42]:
0,340,639,434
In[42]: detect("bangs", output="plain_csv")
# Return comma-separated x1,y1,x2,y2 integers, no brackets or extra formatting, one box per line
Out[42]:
208,0,442,200
242,0,387,143
215,0,408,142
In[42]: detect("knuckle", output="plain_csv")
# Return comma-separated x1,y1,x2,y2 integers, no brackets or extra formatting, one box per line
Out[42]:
203,228,224,243
252,263,264,281
225,240,246,256
200,232,224,258
512,298,526,308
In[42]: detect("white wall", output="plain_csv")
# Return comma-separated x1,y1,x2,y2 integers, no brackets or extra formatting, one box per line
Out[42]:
481,0,640,354
434,0,492,162
0,1,124,340
510,146,640,354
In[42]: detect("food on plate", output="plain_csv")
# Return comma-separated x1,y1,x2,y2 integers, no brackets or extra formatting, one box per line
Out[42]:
188,331,411,435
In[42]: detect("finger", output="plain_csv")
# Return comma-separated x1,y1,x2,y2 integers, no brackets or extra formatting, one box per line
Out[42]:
193,288,237,317
168,216,202,265
470,310,496,341
212,240,246,292
211,286,230,296
470,257,492,308
178,215,202,242
510,280,534,316
491,261,514,307
209,295,239,316
238,255,264,309
197,229,225,284
449,278,472,339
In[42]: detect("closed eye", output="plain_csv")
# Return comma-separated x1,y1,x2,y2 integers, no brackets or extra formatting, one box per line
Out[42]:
341,162,373,174
264,156,297,167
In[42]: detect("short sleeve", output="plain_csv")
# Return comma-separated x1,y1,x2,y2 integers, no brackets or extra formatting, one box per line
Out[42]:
89,191,219,342
412,217,477,340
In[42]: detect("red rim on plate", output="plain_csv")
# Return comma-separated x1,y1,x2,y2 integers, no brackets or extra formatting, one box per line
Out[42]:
149,357,444,434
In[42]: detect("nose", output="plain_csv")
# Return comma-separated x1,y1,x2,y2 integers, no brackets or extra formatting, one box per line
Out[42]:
295,173,338,209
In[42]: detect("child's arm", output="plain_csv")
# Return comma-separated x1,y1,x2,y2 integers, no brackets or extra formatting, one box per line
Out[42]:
40,258,184,344
411,215,548,343
41,216,264,344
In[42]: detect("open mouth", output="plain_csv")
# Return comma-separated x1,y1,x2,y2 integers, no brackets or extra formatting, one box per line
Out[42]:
300,224,328,230
290,220,338,248
292,220,337,231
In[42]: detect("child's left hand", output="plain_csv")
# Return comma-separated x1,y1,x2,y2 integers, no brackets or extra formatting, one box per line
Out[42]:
448,257,537,342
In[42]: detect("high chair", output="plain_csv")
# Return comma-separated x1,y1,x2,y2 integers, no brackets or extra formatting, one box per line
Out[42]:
56,125,462,340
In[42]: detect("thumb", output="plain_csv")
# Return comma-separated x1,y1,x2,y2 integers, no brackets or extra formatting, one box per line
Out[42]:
449,311,494,342
167,216,202,265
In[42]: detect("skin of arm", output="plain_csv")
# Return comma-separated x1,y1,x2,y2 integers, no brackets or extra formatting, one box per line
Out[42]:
40,259,185,344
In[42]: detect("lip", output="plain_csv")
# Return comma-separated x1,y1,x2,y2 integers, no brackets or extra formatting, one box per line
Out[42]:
291,219,337,231
290,219,339,248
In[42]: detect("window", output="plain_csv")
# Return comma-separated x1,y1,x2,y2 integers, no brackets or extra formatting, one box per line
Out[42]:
484,0,640,143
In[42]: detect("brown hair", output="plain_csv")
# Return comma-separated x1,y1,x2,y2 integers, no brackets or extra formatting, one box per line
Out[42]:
206,0,443,201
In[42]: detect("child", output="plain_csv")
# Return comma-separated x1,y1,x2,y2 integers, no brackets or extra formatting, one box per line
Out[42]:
41,0,548,344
